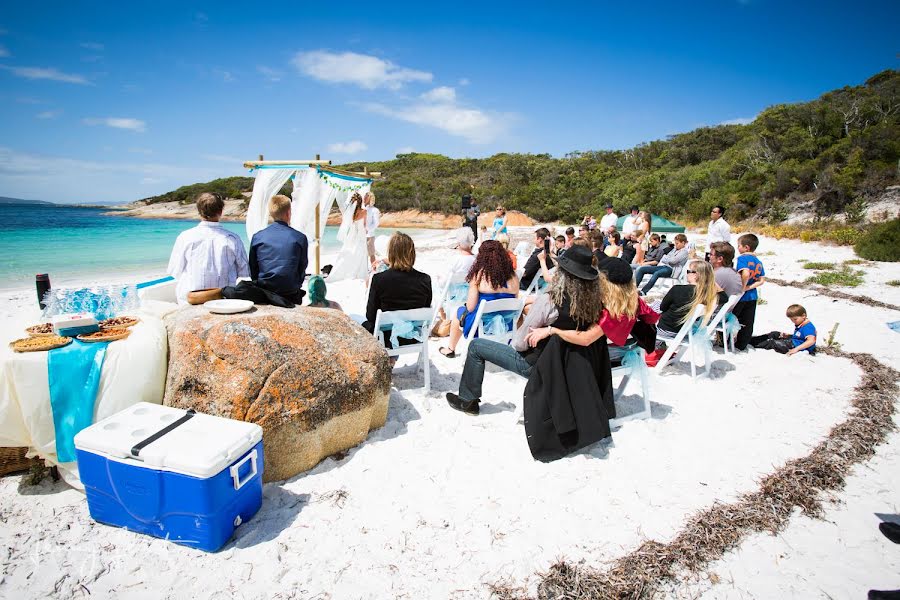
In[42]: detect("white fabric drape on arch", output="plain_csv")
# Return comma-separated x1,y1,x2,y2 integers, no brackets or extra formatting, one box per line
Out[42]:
245,168,295,240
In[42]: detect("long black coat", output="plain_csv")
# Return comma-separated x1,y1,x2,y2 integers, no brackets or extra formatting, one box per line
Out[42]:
523,335,614,462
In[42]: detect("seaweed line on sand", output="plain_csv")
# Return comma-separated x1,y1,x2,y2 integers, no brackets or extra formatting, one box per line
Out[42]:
488,349,898,600
766,277,900,311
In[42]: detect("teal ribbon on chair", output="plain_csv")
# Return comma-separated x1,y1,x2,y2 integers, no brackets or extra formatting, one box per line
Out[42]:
689,323,713,359
387,319,426,349
443,283,469,314
483,310,518,338
723,313,741,341
47,340,109,463
621,344,649,395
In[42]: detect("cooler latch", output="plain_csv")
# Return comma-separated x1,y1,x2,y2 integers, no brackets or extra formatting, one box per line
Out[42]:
230,449,258,491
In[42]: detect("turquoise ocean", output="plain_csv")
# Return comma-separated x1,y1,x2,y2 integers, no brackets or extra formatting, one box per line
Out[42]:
0,203,393,292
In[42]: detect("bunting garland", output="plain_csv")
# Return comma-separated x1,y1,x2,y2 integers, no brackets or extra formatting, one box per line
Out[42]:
316,167,372,193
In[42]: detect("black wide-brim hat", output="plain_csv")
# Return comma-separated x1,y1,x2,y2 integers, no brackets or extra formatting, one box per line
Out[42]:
555,245,598,281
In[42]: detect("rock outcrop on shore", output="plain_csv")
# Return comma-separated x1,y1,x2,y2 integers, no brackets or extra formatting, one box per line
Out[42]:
162,305,392,482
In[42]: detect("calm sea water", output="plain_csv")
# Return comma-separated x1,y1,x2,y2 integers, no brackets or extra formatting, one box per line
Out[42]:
0,203,371,291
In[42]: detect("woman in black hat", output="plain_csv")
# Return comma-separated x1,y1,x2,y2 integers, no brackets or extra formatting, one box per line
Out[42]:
446,244,613,459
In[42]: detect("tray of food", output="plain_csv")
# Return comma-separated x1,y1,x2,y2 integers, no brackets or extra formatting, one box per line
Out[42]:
10,335,73,353
77,328,132,343
98,316,140,329
25,323,56,337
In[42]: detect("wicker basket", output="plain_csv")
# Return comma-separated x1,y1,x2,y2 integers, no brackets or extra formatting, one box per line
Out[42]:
0,447,39,477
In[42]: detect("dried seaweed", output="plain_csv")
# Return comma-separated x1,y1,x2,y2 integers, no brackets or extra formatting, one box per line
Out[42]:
491,350,898,600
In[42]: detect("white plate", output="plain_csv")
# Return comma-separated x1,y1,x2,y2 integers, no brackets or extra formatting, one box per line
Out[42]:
204,299,254,314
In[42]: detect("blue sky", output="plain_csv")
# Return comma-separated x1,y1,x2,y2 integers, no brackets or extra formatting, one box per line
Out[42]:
0,1,897,204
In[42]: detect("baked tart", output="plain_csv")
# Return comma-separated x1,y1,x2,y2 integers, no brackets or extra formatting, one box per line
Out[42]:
77,328,132,343
98,316,140,329
10,335,72,353
25,323,56,337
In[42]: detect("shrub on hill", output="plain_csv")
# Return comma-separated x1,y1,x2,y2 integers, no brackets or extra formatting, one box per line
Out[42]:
854,219,900,262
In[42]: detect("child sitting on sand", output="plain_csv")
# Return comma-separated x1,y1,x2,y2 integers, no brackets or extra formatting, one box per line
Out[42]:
750,304,817,355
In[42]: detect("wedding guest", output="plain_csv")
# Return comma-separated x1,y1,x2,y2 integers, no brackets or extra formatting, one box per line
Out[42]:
598,203,618,232
565,226,576,248
634,233,690,295
364,191,380,267
247,195,309,303
520,227,552,291
621,205,640,237
657,260,718,338
496,233,517,269
363,232,432,348
306,275,342,310
492,206,508,238
709,241,743,303
707,205,731,245
167,192,249,304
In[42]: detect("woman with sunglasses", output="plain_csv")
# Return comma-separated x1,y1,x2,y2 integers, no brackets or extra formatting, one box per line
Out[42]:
656,260,718,338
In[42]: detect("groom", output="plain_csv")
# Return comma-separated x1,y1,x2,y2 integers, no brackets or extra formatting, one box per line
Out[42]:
364,191,380,267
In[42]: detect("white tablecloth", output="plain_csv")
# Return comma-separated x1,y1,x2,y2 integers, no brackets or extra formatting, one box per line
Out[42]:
0,309,171,486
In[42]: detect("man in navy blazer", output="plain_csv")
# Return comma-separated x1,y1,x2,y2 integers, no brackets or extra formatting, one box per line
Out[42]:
249,195,308,303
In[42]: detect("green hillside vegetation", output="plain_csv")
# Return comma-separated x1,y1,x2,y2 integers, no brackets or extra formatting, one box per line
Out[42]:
142,70,899,230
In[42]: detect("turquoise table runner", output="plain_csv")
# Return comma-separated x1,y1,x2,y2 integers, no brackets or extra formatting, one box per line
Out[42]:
47,340,110,463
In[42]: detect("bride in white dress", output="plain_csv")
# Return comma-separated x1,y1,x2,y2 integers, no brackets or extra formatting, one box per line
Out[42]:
327,192,370,281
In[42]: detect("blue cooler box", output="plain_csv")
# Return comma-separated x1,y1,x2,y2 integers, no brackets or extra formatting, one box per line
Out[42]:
74,402,264,552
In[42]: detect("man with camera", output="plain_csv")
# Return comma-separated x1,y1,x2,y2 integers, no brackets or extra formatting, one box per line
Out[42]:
462,193,480,241
520,227,552,291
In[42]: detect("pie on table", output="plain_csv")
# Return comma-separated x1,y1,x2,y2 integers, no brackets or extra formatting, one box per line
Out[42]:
25,323,55,337
77,328,132,343
10,335,72,353
98,316,140,329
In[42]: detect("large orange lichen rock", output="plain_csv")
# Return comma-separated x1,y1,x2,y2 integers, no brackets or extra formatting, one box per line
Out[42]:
163,305,391,482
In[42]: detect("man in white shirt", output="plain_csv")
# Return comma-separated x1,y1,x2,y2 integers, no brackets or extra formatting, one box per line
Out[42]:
621,205,640,237
707,205,731,245
598,204,618,232
364,191,381,267
167,193,249,304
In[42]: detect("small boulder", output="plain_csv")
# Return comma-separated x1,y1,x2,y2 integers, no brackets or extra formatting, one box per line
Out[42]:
163,305,391,482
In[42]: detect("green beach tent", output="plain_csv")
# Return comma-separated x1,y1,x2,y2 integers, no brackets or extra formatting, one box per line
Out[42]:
615,214,685,234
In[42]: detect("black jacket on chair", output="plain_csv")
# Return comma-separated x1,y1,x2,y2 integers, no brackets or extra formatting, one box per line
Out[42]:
523,335,614,462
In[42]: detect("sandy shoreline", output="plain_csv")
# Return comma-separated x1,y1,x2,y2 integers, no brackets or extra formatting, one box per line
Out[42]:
107,200,535,230
0,227,898,599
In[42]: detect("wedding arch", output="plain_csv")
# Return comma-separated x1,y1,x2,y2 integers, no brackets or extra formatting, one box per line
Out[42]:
242,155,381,274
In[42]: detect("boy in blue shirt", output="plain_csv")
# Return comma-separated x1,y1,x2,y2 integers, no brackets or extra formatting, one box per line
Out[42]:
731,233,766,350
750,304,817,355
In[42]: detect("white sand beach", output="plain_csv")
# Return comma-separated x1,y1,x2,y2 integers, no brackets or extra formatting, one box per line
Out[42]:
0,228,898,599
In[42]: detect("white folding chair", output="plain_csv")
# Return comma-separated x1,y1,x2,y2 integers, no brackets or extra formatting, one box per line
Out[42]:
464,297,524,347
609,343,652,428
523,275,550,297
653,304,709,380
432,276,469,328
707,293,742,355
372,307,434,393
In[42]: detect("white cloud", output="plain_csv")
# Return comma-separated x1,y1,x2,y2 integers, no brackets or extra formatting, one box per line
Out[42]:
83,117,147,132
421,86,456,103
257,65,282,82
0,65,89,84
212,69,235,83
0,45,9,58
327,140,367,155
201,154,244,164
80,42,104,51
36,110,61,119
0,146,239,203
458,78,470,86
397,146,416,154
292,50,432,90
360,86,511,144
720,116,754,126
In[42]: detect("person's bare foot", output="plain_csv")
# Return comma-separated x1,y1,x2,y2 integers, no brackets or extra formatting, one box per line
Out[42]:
187,288,223,305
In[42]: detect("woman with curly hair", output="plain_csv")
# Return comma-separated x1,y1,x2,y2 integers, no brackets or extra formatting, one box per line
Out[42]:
440,240,518,358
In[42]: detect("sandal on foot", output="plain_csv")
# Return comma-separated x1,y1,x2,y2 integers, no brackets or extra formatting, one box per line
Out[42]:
439,347,457,358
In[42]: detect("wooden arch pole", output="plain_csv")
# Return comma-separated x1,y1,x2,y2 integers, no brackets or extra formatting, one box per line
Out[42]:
314,153,321,275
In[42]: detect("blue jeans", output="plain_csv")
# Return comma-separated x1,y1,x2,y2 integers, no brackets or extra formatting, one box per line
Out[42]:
458,338,532,401
634,265,673,294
